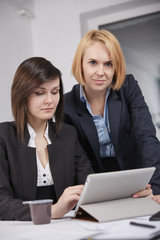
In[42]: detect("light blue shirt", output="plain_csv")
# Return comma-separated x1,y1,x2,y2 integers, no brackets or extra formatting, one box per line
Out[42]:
80,86,115,158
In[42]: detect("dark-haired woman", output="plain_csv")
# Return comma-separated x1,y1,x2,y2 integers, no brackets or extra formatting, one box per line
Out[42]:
0,57,93,220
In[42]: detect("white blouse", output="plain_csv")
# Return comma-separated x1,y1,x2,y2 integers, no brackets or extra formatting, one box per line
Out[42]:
27,123,54,186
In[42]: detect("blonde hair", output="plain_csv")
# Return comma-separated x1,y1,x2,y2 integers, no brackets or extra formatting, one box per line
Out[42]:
72,29,126,90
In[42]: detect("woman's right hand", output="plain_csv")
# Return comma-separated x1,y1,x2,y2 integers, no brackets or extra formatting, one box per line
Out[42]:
51,185,83,219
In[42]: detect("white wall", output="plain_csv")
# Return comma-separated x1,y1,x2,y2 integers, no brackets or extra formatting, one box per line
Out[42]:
0,0,131,121
32,0,130,93
0,0,34,121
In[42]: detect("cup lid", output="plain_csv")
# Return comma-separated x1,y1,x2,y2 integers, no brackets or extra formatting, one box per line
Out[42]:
23,199,53,205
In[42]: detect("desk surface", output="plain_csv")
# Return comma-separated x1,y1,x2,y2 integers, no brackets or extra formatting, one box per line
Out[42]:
0,212,160,240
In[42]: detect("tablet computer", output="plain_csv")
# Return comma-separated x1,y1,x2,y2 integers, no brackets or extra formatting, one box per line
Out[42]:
74,167,155,217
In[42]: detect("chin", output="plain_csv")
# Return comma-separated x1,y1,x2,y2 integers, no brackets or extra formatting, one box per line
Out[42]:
42,114,53,120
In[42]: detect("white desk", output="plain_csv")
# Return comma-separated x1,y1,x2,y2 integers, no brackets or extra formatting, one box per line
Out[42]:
0,212,160,240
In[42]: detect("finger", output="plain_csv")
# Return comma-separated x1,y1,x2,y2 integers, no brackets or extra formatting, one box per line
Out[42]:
65,185,83,192
133,184,152,198
151,195,160,204
132,188,152,198
146,184,151,189
64,185,83,196
61,194,81,212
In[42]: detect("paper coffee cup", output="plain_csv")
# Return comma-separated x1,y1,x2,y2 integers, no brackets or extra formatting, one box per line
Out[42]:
23,199,53,224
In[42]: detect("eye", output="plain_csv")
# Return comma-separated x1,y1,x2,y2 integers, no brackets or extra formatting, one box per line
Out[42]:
105,61,112,67
89,60,96,65
52,89,59,95
35,91,44,96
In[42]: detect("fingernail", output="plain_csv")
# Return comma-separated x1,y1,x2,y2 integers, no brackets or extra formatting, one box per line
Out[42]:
133,194,138,198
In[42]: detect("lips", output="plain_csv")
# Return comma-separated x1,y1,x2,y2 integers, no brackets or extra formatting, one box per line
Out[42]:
42,108,53,111
93,79,105,84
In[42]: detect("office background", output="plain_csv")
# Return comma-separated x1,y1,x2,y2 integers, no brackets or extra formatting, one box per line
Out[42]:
0,0,160,139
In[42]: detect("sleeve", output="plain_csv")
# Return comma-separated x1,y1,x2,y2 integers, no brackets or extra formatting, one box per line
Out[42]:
0,139,31,221
74,136,94,185
126,74,160,194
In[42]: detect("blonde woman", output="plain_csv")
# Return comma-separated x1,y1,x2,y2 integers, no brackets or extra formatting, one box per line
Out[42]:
64,29,160,195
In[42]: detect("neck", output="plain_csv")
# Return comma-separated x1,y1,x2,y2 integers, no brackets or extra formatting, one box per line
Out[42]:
29,119,47,135
84,88,107,116
84,87,106,104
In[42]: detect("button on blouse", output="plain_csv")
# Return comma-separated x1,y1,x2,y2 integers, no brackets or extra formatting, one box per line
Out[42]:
27,123,54,186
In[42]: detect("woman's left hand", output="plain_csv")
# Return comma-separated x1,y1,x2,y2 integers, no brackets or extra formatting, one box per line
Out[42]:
150,194,160,204
132,184,153,198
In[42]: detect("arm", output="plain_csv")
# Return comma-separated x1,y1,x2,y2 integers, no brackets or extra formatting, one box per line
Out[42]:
51,125,92,218
0,143,83,221
125,75,160,194
0,141,31,220
74,132,94,185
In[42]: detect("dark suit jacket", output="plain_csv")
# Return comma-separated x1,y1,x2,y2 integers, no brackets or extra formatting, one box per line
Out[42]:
64,74,160,194
0,121,93,220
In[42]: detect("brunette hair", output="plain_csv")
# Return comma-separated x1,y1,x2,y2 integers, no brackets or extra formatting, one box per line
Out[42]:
72,29,126,90
11,57,64,139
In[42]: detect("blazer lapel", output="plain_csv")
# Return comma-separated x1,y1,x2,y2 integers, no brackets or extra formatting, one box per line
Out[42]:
17,130,37,200
108,90,122,155
75,94,101,164
48,123,67,199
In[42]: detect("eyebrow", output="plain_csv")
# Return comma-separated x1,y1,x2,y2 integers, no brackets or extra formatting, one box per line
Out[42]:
88,58,112,62
105,60,112,63
88,58,96,61
37,86,60,90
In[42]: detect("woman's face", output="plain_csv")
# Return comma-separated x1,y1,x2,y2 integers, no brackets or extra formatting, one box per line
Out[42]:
82,41,115,95
27,78,60,123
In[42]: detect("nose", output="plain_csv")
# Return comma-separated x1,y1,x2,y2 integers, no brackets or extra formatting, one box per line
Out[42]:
96,64,104,76
44,93,53,104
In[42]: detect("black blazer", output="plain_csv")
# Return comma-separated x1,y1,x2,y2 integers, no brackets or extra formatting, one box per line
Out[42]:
0,121,93,220
64,74,160,194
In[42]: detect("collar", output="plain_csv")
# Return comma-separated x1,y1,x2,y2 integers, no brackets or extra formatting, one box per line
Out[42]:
27,123,36,140
80,85,111,103
80,85,87,103
80,85,111,118
27,122,51,146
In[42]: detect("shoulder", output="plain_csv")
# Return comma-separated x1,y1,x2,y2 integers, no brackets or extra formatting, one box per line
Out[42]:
54,122,78,144
119,74,142,98
121,74,138,90
0,121,17,143
0,121,16,134
49,121,77,136
64,84,81,113
58,123,78,142
60,122,77,135
64,84,80,100
110,74,138,98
